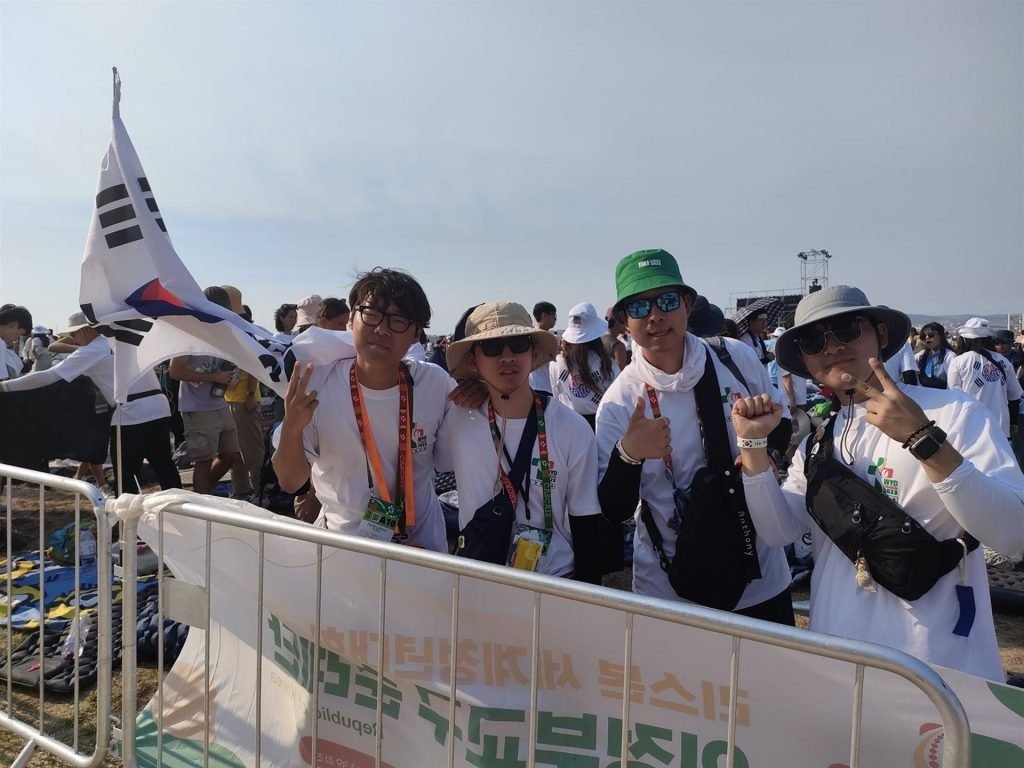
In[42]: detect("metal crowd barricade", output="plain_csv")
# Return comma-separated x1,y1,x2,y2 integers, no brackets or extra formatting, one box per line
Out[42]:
0,463,112,768
115,496,972,768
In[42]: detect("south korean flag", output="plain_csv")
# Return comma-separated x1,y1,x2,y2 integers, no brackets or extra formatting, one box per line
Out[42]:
79,69,292,401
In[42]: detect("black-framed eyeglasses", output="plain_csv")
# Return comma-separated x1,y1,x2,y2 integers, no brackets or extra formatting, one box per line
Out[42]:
354,305,415,333
476,336,532,357
795,315,865,356
625,290,682,320
921,333,937,340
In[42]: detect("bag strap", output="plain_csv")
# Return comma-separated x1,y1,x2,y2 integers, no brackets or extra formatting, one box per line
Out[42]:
704,336,749,394
693,346,733,471
639,501,672,574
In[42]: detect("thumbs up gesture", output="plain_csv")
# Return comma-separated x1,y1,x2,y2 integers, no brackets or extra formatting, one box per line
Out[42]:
620,397,672,461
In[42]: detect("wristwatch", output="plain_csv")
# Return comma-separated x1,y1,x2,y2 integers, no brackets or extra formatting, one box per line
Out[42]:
907,424,947,461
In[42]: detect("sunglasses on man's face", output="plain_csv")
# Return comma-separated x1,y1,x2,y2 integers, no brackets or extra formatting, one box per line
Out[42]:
795,315,865,356
921,333,937,340
476,336,532,357
625,290,682,320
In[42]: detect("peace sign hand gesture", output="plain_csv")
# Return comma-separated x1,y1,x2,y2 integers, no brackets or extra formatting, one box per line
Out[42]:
282,363,319,432
840,357,930,444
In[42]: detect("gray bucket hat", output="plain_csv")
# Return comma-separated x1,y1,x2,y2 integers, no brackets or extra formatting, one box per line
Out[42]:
775,286,910,380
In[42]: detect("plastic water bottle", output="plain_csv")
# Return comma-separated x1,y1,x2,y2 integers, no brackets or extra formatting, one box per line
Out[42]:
79,527,97,566
62,618,83,660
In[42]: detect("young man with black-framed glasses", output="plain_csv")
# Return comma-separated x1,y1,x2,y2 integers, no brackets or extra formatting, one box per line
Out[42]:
273,268,454,551
595,249,794,622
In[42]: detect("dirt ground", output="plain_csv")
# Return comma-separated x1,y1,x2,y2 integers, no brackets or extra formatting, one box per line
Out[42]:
0,478,1022,767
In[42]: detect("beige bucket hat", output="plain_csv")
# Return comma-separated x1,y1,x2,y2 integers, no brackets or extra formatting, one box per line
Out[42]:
445,302,558,380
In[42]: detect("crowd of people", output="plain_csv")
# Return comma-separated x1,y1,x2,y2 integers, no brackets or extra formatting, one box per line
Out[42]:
2,250,1023,683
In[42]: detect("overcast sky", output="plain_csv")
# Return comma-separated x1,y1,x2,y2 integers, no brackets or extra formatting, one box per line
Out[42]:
1,1,1021,333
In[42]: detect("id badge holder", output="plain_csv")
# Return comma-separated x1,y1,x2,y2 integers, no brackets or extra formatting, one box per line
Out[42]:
358,496,401,542
509,525,552,572
952,538,975,638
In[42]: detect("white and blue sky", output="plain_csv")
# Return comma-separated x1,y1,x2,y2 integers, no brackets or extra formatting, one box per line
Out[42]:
2,1,1021,333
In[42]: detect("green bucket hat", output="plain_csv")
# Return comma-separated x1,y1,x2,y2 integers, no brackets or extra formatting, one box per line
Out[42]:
614,249,697,307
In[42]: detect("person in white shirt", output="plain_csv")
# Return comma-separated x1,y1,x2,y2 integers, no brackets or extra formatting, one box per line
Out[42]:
273,268,452,551
438,302,602,582
272,303,298,343
0,304,32,382
549,303,620,428
915,322,956,389
26,326,53,372
883,338,919,385
595,249,793,622
1,311,115,493
739,311,772,365
947,317,1022,439
528,301,557,395
602,309,630,370
733,286,1024,680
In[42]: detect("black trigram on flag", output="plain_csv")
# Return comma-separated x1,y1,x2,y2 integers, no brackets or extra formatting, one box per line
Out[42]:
80,303,152,348
137,176,167,232
95,176,166,249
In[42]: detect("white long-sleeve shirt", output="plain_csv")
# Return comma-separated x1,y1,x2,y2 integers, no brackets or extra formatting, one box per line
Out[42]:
743,384,1024,680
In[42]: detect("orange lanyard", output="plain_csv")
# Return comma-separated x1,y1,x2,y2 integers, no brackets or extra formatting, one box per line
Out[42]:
349,363,416,528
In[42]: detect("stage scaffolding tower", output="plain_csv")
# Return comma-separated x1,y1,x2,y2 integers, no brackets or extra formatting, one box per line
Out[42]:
797,249,832,295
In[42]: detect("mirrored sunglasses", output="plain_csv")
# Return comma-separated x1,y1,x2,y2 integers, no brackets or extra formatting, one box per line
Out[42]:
625,290,682,320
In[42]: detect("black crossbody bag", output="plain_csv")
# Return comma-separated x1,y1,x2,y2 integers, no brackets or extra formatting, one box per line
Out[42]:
804,414,978,601
639,348,762,611
456,402,541,565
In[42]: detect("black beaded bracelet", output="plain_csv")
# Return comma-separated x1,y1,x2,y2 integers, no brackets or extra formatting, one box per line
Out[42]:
902,420,935,449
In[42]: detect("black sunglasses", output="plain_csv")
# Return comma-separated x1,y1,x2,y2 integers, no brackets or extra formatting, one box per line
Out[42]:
476,336,532,357
625,290,682,320
795,315,865,356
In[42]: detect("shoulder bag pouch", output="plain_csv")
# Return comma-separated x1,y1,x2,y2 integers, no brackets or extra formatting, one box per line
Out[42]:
804,416,976,601
640,348,761,611
456,399,541,565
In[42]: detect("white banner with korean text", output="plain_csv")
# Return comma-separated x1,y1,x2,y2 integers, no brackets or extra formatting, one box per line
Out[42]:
130,492,1024,768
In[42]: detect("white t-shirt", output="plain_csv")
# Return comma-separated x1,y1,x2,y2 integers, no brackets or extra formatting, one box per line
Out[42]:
743,385,1024,680
529,366,553,394
0,346,23,380
916,348,956,383
118,368,171,427
404,342,427,363
300,359,454,552
947,351,1022,437
436,397,602,577
549,352,620,417
740,330,768,363
883,341,917,382
778,365,808,407
595,333,791,608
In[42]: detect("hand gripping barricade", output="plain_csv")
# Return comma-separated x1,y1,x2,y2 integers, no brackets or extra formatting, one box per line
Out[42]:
93,487,1003,768
0,463,113,768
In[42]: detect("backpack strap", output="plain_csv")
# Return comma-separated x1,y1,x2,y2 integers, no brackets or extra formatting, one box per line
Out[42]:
692,346,734,471
639,501,672,575
705,336,749,394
